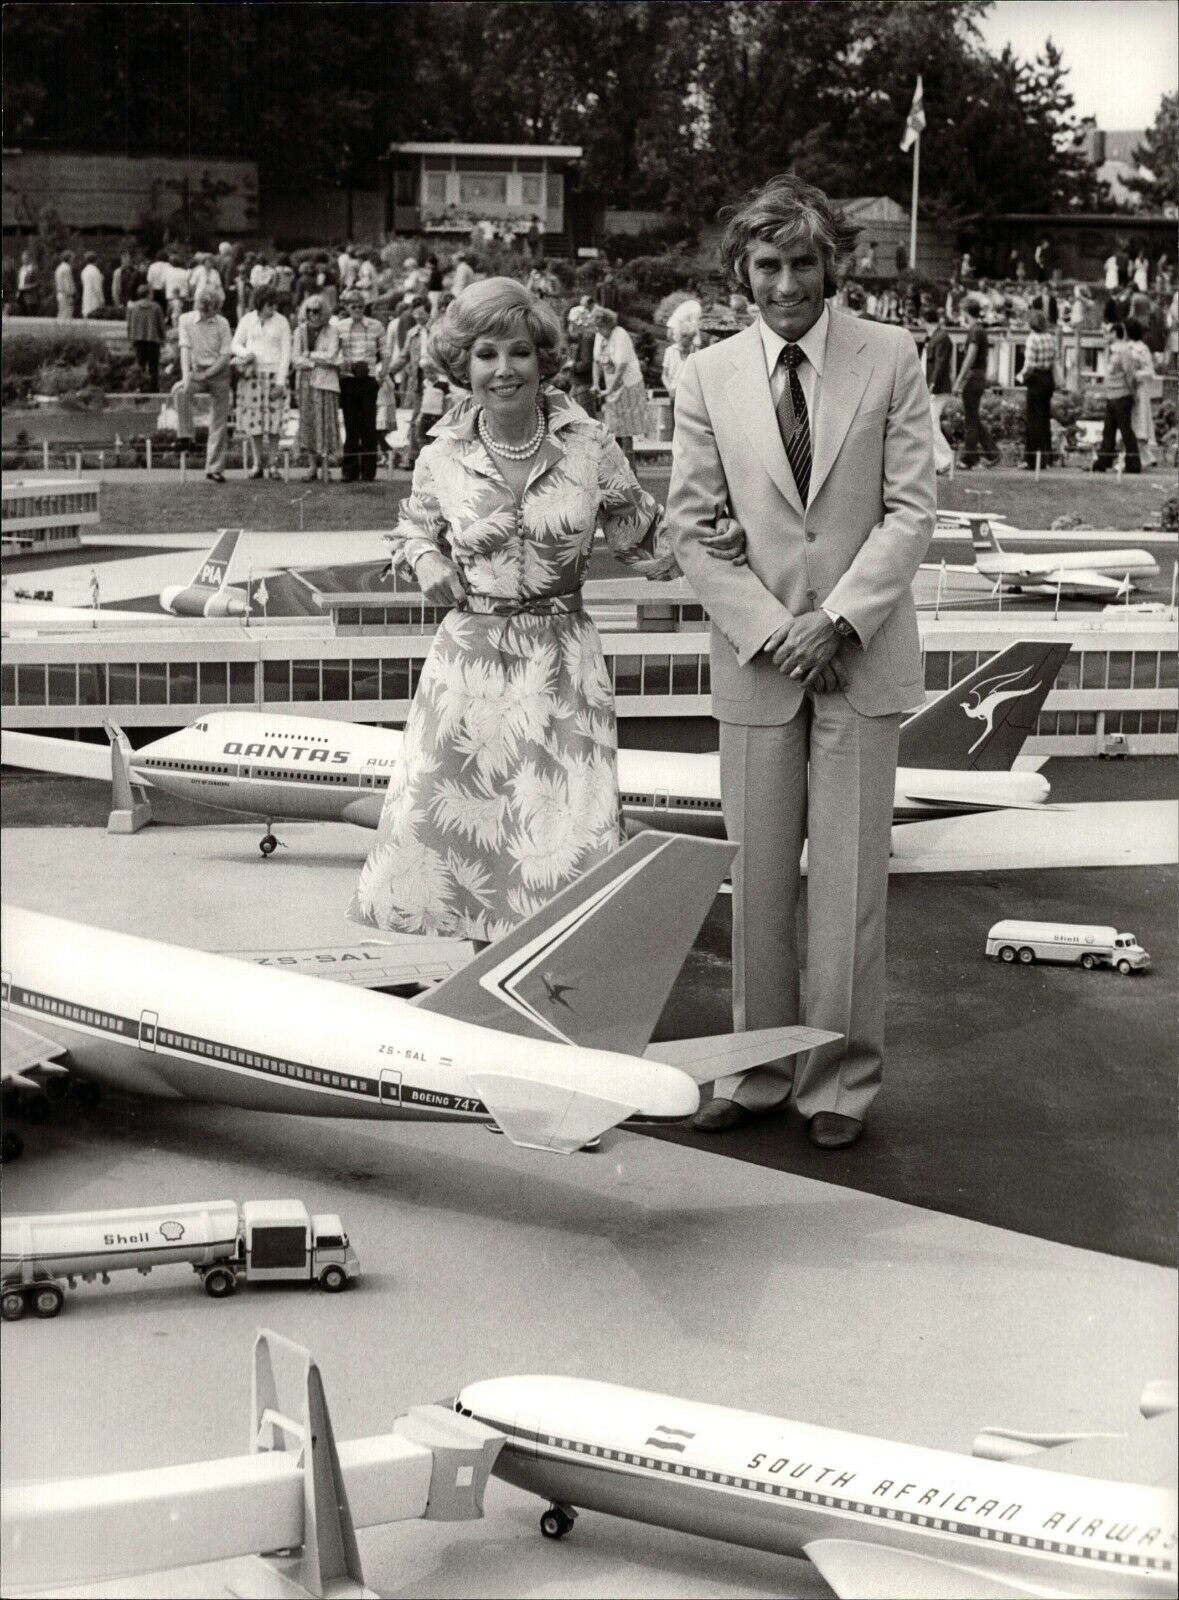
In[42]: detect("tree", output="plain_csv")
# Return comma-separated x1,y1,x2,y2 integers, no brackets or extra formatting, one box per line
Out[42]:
1126,92,1179,213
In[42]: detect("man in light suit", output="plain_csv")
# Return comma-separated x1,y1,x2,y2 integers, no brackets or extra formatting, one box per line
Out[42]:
666,175,935,1149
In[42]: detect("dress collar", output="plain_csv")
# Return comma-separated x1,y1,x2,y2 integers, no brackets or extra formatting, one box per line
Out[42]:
429,385,587,442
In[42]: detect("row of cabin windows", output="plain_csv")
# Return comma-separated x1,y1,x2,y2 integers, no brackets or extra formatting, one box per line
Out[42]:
156,1028,368,1090
30,993,122,1032
4,650,1177,708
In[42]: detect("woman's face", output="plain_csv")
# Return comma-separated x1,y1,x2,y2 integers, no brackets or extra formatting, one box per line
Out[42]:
468,331,541,421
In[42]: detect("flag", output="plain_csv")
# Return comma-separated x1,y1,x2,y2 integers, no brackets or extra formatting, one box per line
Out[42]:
900,75,926,152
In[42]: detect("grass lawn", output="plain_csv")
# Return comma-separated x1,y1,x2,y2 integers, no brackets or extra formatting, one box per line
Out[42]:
6,464,1173,540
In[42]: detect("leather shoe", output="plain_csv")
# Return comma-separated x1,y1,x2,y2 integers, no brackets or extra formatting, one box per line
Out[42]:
808,1112,863,1150
692,1097,752,1133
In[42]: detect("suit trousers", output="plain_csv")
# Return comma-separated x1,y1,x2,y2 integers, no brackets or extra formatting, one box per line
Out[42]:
339,374,380,480
171,374,230,474
1094,395,1141,473
716,696,902,1122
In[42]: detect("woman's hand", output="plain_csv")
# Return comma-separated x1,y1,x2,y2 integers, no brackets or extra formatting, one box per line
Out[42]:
414,551,466,605
628,550,680,582
700,514,747,565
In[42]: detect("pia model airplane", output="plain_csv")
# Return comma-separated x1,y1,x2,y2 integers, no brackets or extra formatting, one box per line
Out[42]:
0,640,1069,859
454,1373,1178,1599
159,528,250,617
937,512,1160,599
0,831,837,1154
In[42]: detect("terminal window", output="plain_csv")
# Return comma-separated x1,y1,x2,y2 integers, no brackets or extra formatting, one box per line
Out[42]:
169,662,197,703
264,661,291,700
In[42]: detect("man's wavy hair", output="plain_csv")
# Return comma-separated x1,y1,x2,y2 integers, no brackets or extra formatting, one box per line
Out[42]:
719,174,859,300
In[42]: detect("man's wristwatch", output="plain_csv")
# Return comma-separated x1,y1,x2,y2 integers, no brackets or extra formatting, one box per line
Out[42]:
826,610,857,640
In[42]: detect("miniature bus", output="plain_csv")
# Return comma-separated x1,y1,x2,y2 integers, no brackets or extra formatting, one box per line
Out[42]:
985,920,1150,973
0,1198,359,1320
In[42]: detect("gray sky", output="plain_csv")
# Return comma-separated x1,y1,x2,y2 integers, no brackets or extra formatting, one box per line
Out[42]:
975,0,1177,130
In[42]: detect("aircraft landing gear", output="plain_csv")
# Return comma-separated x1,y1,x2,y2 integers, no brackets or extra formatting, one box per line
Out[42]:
259,818,287,857
540,1504,577,1540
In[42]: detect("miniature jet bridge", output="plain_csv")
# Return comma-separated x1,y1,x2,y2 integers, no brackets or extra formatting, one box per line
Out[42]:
1,1328,504,1598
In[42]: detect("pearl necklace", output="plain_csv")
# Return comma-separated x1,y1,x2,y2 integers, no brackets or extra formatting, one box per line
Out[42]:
478,404,546,459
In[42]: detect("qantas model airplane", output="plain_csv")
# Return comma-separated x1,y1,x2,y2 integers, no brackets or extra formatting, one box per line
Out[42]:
1,641,1070,857
0,832,836,1155
937,513,1160,599
158,529,249,617
454,1373,1177,1599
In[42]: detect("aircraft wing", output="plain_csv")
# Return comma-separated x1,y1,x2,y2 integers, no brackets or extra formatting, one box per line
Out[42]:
225,941,468,990
645,1026,839,1084
975,1410,1177,1488
804,1539,1055,1599
1,731,113,783
902,789,1052,814
1,1015,70,1088
1035,567,1129,596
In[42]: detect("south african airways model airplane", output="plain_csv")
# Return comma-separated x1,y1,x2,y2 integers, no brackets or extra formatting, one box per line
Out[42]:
453,1372,1177,1598
1,640,1070,858
0,832,837,1155
937,513,1160,600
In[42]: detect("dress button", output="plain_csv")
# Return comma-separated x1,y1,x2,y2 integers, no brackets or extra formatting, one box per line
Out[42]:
805,530,816,543
807,589,818,604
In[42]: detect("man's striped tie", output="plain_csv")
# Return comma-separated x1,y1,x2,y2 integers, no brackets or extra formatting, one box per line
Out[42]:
775,343,811,505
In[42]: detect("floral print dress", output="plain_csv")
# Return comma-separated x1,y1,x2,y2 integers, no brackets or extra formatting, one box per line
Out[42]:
348,389,668,942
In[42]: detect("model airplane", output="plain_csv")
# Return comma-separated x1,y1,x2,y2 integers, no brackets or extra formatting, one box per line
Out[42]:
453,1373,1178,1599
0,831,837,1152
937,513,1160,599
0,640,1069,857
159,528,249,617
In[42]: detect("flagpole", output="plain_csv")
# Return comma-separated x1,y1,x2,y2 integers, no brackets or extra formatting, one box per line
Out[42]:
909,133,920,272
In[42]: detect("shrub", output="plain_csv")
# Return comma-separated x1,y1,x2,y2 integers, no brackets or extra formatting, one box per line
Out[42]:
34,361,93,397
1159,494,1178,531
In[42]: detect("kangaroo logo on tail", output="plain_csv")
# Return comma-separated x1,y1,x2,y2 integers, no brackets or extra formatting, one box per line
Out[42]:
960,665,1043,756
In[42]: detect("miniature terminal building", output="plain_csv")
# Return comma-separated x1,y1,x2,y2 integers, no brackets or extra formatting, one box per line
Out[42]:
1,479,100,558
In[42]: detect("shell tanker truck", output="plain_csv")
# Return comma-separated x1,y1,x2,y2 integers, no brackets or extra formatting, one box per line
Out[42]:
0,1198,359,1321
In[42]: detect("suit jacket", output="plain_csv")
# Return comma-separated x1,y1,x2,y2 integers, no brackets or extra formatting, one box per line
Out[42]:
666,310,935,723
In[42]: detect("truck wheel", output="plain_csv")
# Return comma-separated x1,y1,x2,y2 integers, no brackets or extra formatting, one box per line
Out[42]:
1081,953,1097,970
1,1289,27,1321
999,946,1016,963
1018,947,1035,965
319,1264,347,1293
1117,959,1132,975
203,1267,237,1298
32,1283,64,1318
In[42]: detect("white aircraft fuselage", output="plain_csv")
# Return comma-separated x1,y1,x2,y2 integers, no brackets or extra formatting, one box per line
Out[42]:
129,713,1049,835
0,906,698,1143
457,1375,1177,1599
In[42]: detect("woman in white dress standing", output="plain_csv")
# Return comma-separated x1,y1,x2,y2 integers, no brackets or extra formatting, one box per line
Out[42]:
592,306,650,465
232,287,291,478
349,278,740,945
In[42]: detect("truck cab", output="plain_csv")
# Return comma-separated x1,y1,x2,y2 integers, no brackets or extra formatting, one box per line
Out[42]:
1110,933,1150,972
241,1201,359,1291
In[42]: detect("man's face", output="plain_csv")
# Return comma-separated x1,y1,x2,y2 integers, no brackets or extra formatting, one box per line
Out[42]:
344,296,363,319
745,235,826,343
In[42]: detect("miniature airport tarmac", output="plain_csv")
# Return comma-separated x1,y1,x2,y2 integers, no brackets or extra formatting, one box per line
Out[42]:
2,799,1176,1598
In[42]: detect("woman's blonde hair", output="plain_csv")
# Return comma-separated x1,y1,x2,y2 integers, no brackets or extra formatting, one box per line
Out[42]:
429,276,564,385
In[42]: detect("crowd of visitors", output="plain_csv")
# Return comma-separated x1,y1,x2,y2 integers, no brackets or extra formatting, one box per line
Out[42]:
3,228,1175,478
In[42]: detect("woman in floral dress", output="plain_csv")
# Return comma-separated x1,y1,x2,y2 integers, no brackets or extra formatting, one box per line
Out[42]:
349,277,738,944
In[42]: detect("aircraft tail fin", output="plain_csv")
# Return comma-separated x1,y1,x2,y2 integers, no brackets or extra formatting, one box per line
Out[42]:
899,641,1070,772
187,528,240,592
414,832,736,1055
970,517,1004,557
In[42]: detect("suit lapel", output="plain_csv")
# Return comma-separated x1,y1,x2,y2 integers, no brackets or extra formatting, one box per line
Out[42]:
722,324,804,516
810,310,871,504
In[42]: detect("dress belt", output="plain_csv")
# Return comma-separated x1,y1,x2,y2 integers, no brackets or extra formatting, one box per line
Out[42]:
459,592,582,617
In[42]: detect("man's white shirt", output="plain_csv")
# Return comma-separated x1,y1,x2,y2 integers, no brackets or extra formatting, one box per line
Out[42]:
757,303,829,505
